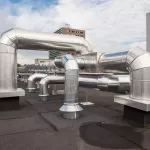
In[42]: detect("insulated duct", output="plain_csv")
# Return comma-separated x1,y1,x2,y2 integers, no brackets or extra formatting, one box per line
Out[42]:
98,47,150,101
27,73,47,92
56,54,82,119
0,28,92,98
79,75,130,93
39,75,65,101
39,74,130,100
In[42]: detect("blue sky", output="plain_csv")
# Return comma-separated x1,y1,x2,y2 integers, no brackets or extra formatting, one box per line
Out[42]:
0,0,149,64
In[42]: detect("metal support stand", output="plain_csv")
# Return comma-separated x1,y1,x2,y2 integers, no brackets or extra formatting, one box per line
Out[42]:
80,89,94,106
52,84,57,95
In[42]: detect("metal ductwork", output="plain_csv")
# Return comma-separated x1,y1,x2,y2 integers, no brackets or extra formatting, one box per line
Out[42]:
79,75,130,93
39,75,65,101
0,28,92,98
97,47,150,111
55,52,98,72
56,54,82,119
27,73,47,92
38,74,130,100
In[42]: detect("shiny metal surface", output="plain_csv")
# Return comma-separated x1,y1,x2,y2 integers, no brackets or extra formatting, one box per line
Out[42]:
38,74,130,101
0,28,92,98
0,28,92,54
117,75,130,92
27,73,47,92
98,47,150,102
0,44,17,91
55,52,99,72
39,75,64,101
60,103,82,119
79,75,130,93
57,54,83,119
75,52,98,72
99,50,129,73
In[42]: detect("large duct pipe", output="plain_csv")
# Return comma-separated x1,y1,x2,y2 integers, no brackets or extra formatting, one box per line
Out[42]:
39,74,130,100
98,47,150,101
0,28,92,98
57,54,82,119
27,73,47,92
54,52,97,70
79,75,130,93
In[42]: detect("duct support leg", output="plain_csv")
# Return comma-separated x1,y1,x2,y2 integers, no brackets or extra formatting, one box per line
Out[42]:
124,106,150,127
80,89,94,106
0,97,20,111
115,95,150,127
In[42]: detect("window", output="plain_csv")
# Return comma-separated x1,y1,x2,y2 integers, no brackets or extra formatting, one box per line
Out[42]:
72,30,75,33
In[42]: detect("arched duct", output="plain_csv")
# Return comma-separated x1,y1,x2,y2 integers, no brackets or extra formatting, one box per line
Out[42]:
39,75,65,101
27,73,47,92
0,28,92,98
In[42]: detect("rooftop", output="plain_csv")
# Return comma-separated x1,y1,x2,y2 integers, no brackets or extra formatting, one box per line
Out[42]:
0,81,148,150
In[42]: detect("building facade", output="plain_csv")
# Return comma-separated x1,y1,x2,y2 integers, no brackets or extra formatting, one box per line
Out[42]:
35,59,53,65
49,27,85,59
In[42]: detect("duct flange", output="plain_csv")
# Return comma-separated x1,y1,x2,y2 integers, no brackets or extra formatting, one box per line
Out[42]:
59,103,83,119
39,94,49,101
55,54,83,119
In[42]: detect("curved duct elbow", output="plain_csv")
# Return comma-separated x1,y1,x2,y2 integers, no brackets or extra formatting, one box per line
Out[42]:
39,75,65,101
27,73,47,92
0,29,17,47
126,48,150,100
0,28,93,54
56,54,83,119
98,47,150,100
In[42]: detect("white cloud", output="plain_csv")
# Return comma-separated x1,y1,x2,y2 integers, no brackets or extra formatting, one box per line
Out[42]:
17,50,48,65
0,0,150,64
128,41,146,50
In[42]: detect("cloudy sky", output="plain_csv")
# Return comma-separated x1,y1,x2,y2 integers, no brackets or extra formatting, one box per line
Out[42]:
0,0,150,64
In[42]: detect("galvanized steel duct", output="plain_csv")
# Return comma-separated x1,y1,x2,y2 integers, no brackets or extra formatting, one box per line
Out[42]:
57,54,83,119
39,75,65,101
54,52,97,70
0,28,92,97
39,74,130,100
98,47,150,100
79,75,130,93
27,73,47,92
